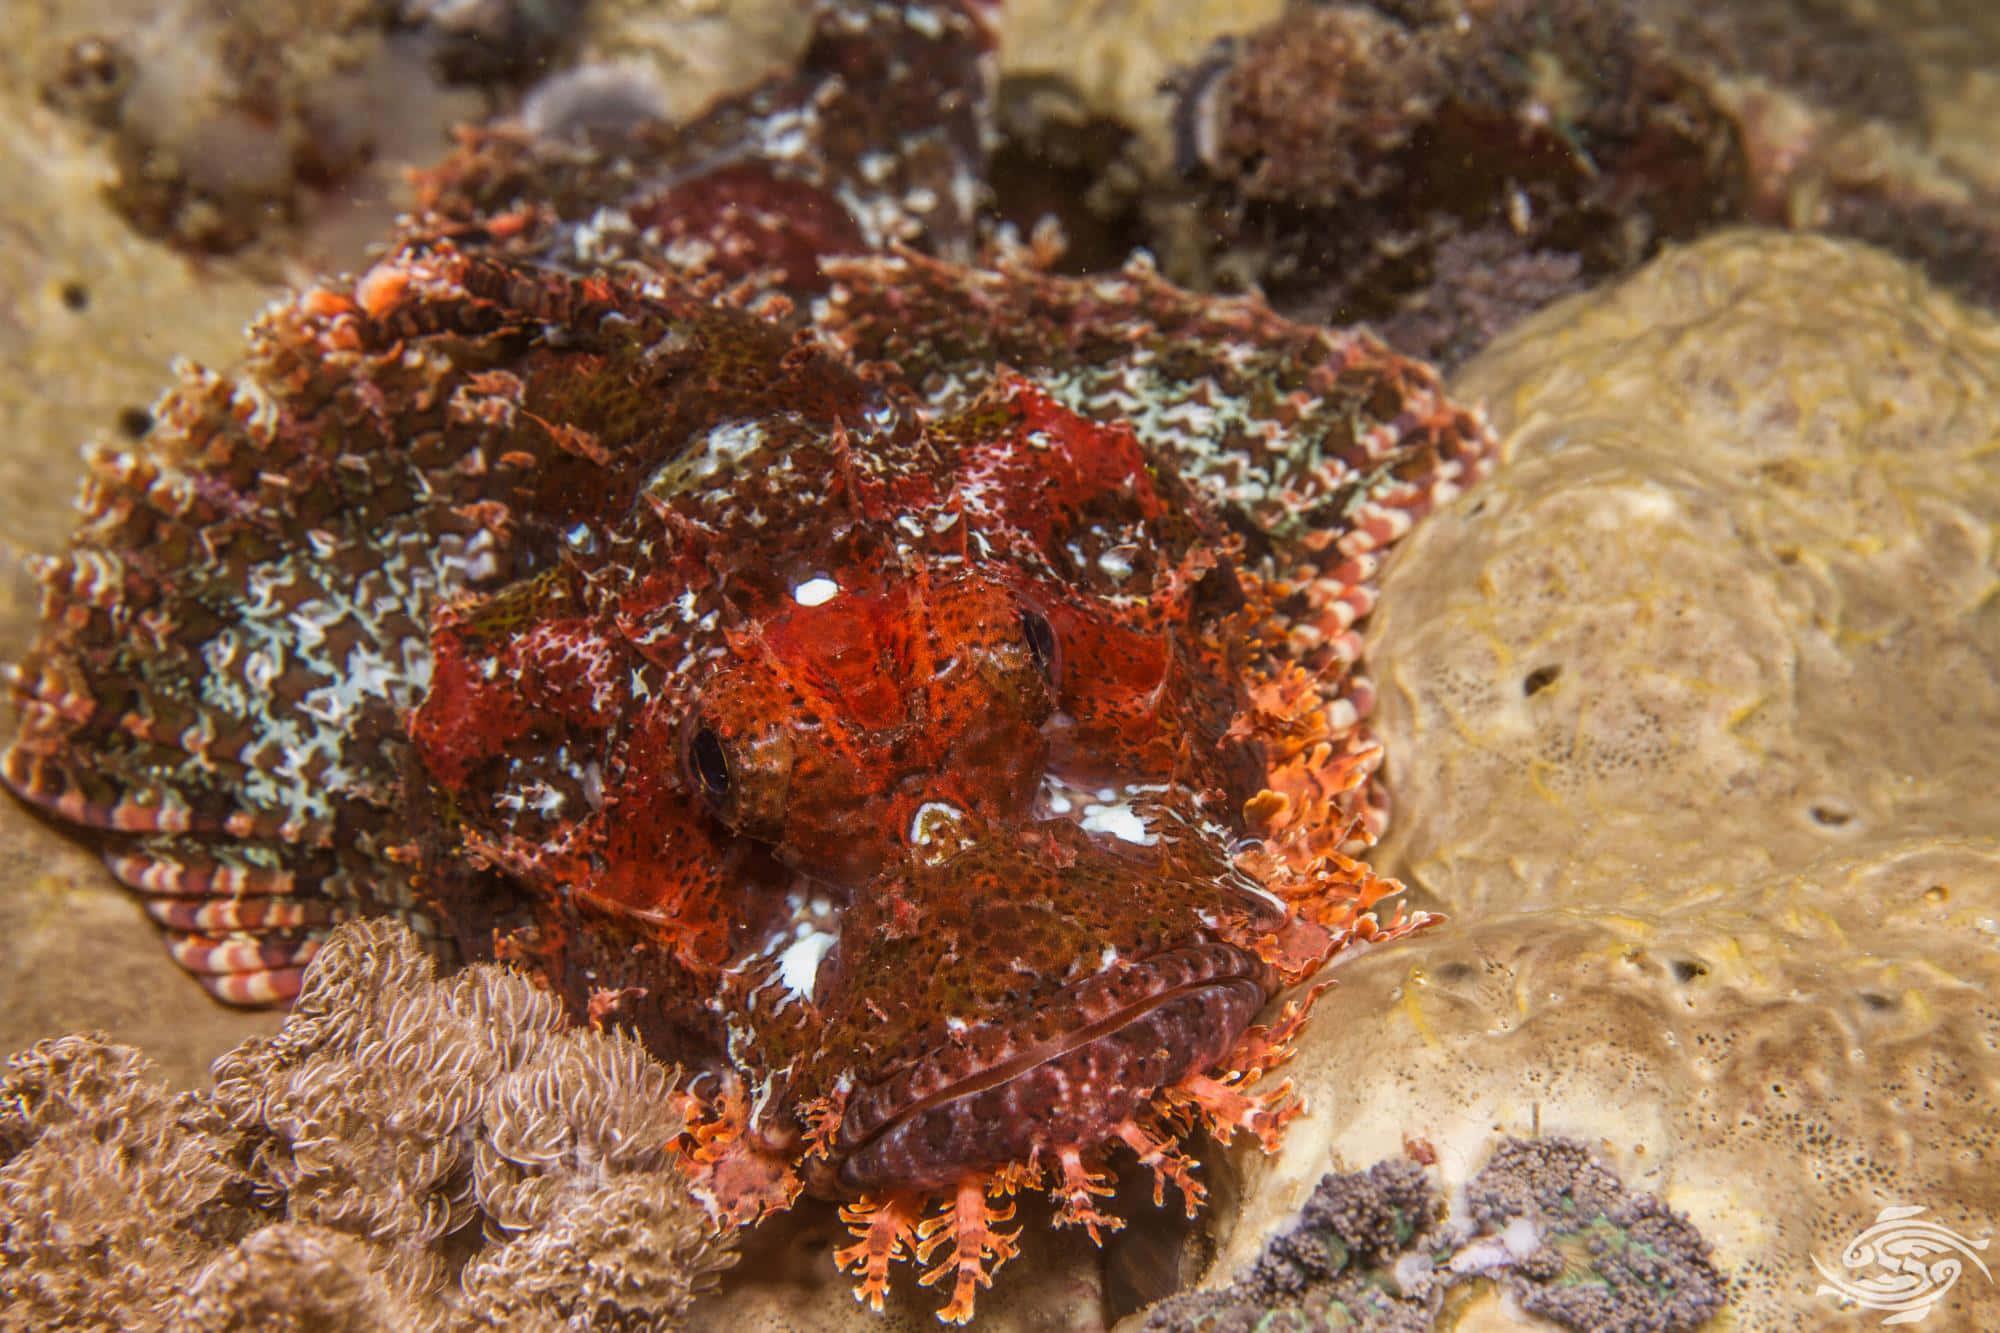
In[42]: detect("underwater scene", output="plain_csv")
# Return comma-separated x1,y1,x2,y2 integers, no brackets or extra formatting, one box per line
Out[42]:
1,1,1997,1329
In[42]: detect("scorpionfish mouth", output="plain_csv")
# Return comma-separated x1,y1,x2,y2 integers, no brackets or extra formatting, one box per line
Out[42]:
791,818,1288,1194
829,941,1270,1192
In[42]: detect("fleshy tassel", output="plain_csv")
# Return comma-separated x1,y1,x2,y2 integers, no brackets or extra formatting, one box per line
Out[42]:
1167,1070,1302,1153
1114,1114,1208,1216
678,1080,800,1226
914,1176,1023,1324
1159,1006,1315,1154
1047,1145,1123,1243
837,1191,927,1312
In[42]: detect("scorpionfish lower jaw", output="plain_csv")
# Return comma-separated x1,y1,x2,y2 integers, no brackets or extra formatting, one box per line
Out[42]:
824,940,1273,1194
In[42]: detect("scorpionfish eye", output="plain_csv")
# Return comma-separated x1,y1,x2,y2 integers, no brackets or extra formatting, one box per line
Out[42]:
1018,604,1061,686
680,569,1061,884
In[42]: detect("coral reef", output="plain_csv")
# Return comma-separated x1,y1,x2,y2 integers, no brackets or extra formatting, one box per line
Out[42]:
7,1,2000,1328
1146,1138,1722,1332
32,1,504,255
985,0,1285,273
1199,230,2000,1329
0,918,733,1331
25,0,809,258
1014,0,2000,368
1166,0,1748,366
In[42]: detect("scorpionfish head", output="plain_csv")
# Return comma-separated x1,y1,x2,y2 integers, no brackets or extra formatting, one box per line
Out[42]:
681,566,1062,884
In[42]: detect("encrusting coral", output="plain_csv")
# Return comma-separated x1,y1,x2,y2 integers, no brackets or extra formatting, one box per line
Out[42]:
1141,0,2000,368
34,0,581,255
1143,1137,1724,1332
1194,229,2000,1330
0,918,733,1331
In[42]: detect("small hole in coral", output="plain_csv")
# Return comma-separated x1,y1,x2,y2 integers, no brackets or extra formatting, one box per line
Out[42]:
1859,992,1896,1012
59,281,89,311
1924,884,1950,905
1522,664,1561,696
1809,803,1854,828
1669,958,1708,984
117,407,152,439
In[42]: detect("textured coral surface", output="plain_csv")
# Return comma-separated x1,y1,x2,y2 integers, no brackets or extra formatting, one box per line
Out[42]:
1148,1139,1724,1332
1199,230,2000,1331
0,918,733,1331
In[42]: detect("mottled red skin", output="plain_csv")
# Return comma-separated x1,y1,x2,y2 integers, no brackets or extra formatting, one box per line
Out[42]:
626,164,871,292
403,354,1261,1040
801,823,1288,1193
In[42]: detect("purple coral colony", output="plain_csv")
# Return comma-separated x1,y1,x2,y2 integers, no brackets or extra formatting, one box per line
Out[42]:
3,0,1501,1322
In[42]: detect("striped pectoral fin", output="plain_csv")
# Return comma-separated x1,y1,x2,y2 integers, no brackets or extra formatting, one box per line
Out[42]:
102,839,355,1006
1,743,203,834
169,930,322,1005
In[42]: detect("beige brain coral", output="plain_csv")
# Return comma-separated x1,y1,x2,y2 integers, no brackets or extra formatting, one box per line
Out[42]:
0,918,734,1331
1193,229,2000,1330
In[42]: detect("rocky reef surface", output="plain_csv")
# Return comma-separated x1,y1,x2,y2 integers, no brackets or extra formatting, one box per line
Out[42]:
1193,228,2000,1331
998,0,2000,370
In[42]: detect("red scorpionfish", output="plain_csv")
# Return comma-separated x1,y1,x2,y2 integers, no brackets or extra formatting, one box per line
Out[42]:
2,0,1494,1320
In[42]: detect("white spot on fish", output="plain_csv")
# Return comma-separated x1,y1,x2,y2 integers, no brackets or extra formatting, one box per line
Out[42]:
1080,801,1157,845
793,576,840,606
777,928,836,1002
